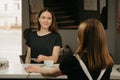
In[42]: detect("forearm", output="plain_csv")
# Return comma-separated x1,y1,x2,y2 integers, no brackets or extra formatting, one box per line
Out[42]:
25,56,30,64
25,64,63,77
25,47,31,64
37,65,62,77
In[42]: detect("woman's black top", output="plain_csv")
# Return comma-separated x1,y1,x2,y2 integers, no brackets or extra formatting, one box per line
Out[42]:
26,31,62,63
59,54,113,80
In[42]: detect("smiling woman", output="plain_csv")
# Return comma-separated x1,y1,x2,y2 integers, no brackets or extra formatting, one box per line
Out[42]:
0,0,22,64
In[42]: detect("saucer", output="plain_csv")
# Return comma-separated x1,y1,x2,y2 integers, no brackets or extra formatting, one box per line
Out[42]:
42,65,55,69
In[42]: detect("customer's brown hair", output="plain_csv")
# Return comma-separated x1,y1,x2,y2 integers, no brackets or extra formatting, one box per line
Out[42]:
75,19,114,71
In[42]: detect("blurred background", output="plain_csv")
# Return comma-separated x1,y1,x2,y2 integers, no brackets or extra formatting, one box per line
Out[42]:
0,0,22,64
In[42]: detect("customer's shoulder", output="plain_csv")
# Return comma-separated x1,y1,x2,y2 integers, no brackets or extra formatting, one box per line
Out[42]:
63,53,76,60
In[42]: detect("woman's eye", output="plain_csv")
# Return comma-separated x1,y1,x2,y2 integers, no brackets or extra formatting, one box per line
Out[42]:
48,17,51,20
41,17,45,19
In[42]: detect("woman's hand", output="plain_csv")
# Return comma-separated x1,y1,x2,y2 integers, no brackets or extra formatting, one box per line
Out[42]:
31,55,45,63
36,55,43,62
25,64,62,77
25,65,41,73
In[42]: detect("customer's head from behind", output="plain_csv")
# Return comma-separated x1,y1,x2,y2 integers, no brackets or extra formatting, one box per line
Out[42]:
37,7,58,33
75,19,114,71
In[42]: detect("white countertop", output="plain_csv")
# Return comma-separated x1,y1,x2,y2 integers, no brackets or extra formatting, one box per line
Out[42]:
0,63,120,79
110,64,120,79
0,63,67,79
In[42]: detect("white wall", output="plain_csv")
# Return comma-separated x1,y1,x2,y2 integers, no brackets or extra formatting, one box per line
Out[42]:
106,0,120,64
22,0,30,54
59,30,78,52
115,0,120,64
105,0,116,62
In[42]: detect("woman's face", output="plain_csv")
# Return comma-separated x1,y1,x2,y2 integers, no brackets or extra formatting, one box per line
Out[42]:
39,11,52,30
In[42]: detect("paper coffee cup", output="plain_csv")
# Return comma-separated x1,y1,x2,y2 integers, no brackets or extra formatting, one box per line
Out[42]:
44,60,54,67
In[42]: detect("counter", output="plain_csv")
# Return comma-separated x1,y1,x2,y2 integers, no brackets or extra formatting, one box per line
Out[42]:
110,64,120,79
0,63,67,79
0,64,120,79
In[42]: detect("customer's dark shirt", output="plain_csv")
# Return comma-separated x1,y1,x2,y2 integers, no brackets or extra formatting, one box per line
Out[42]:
59,54,113,80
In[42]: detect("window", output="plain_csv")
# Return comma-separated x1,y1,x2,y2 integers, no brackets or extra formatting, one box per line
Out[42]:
0,0,22,64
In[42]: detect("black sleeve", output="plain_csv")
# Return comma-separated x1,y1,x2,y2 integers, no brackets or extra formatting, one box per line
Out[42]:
59,54,79,75
25,31,32,47
101,66,112,80
55,33,62,48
